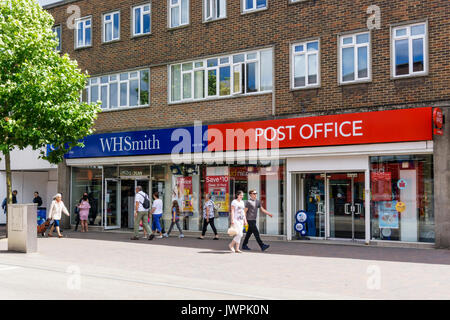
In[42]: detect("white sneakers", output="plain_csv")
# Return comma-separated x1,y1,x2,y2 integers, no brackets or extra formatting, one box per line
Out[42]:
179,234,184,238
163,233,169,238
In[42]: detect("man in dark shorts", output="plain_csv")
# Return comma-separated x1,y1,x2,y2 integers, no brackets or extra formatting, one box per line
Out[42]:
242,190,272,252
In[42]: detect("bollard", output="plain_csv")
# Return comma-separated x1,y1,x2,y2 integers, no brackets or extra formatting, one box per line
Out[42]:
7,204,37,253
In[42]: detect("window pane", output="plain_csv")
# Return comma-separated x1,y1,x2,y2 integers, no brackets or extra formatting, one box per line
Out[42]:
294,55,305,87
412,38,424,72
85,26,91,45
220,57,229,64
130,72,138,78
182,63,193,71
256,0,266,8
247,52,257,60
218,0,226,18
308,54,318,84
110,82,118,108
396,28,407,37
208,69,217,96
358,46,368,78
140,70,149,105
143,13,151,33
120,73,128,80
233,54,245,63
246,0,253,10
206,0,211,19
194,61,203,68
395,39,409,76
343,37,353,45
171,7,179,27
307,41,318,51
194,70,204,99
120,83,127,106
342,47,355,82
411,24,425,36
233,65,241,93
260,50,272,91
129,79,139,106
90,85,98,103
101,76,108,84
135,8,141,34
101,85,108,108
183,72,192,99
356,33,369,44
219,66,230,96
77,23,83,47
171,65,181,101
207,58,218,67
294,45,304,52
246,62,257,93
181,0,188,24
113,14,119,39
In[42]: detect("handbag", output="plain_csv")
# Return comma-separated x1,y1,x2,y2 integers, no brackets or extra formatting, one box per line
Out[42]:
227,224,238,237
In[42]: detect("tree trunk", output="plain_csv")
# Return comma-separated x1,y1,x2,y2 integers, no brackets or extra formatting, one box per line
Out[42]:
5,151,12,238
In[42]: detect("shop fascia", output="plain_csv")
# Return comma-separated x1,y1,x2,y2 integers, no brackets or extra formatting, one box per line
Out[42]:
62,107,433,162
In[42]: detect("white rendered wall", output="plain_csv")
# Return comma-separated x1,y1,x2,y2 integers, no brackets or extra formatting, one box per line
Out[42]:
0,147,56,171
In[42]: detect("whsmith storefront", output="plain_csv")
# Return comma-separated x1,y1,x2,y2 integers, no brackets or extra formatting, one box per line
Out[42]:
62,107,446,246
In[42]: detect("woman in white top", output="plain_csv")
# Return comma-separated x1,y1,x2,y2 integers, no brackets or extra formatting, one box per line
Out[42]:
228,191,247,253
48,193,70,238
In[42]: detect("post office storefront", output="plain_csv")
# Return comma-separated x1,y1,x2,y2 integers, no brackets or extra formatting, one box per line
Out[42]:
65,107,438,245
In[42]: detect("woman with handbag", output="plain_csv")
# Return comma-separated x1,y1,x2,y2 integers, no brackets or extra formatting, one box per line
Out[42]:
198,193,219,240
47,193,70,238
228,191,247,253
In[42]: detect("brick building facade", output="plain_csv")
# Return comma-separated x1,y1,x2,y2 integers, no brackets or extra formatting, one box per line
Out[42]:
45,0,450,248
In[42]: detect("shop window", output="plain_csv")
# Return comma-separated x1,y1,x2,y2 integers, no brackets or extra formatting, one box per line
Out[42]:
204,0,226,21
133,4,151,36
291,40,320,89
339,32,370,84
370,155,434,243
71,167,103,226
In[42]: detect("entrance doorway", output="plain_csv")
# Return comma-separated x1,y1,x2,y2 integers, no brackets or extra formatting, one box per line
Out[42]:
296,172,365,241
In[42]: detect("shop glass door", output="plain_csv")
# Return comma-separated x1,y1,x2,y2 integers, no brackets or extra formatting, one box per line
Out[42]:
302,173,326,238
104,178,120,229
328,173,365,240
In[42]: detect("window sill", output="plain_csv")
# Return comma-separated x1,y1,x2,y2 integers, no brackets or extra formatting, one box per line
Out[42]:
131,32,152,39
101,39,121,45
338,79,372,86
167,24,190,32
290,85,321,91
288,0,310,5
99,105,150,113
74,45,92,51
203,16,227,24
390,72,428,80
241,7,268,15
168,91,272,106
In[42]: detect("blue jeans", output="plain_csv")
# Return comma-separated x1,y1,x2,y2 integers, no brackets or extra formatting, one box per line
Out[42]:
152,214,162,232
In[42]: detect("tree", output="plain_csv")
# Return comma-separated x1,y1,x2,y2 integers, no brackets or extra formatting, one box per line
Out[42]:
0,0,100,236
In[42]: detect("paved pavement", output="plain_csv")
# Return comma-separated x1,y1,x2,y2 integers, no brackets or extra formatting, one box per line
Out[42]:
0,229,449,300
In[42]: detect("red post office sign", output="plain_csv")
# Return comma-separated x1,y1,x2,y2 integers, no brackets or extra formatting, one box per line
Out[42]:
207,107,433,151
433,107,444,135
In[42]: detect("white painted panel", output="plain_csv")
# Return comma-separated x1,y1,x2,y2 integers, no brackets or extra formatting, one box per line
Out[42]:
400,170,418,242
247,173,260,226
46,181,58,211
22,172,49,206
0,147,56,170
287,155,369,173
265,173,279,235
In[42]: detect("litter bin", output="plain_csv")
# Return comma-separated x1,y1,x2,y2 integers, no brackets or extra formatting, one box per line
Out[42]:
8,204,37,253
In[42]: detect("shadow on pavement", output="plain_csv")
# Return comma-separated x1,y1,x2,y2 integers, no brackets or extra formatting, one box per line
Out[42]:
57,229,450,266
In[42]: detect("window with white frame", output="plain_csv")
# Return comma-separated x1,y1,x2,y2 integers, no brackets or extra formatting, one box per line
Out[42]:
392,22,427,77
170,49,273,103
75,17,91,48
243,0,267,12
204,0,226,21
83,69,150,110
291,40,319,88
103,11,120,42
169,0,189,28
339,32,370,83
133,4,151,36
52,25,61,51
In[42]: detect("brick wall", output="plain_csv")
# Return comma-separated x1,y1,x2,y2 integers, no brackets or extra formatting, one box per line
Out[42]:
46,0,450,133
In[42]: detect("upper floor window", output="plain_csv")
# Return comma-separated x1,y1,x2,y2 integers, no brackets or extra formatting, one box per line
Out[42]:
170,48,273,103
204,0,226,21
291,40,319,89
133,4,151,36
103,11,120,42
339,32,370,84
392,22,427,78
52,25,61,51
243,0,267,13
83,69,150,110
75,17,91,48
169,0,189,28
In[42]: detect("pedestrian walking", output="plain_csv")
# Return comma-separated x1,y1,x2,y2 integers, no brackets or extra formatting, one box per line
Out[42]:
228,191,247,253
33,191,43,207
163,200,184,238
131,186,152,240
242,190,272,252
2,190,18,214
198,193,219,240
149,191,163,240
77,193,91,233
74,192,87,232
47,193,70,238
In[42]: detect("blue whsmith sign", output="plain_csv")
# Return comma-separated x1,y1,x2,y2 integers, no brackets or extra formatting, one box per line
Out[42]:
51,125,208,159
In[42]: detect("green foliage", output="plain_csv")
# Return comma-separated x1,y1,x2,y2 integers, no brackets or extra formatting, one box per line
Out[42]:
0,0,100,164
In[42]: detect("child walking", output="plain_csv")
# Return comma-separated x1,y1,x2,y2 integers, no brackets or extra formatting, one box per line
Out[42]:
164,200,184,238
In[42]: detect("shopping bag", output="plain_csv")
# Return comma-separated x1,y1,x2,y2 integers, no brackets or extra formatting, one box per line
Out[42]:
227,225,238,237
